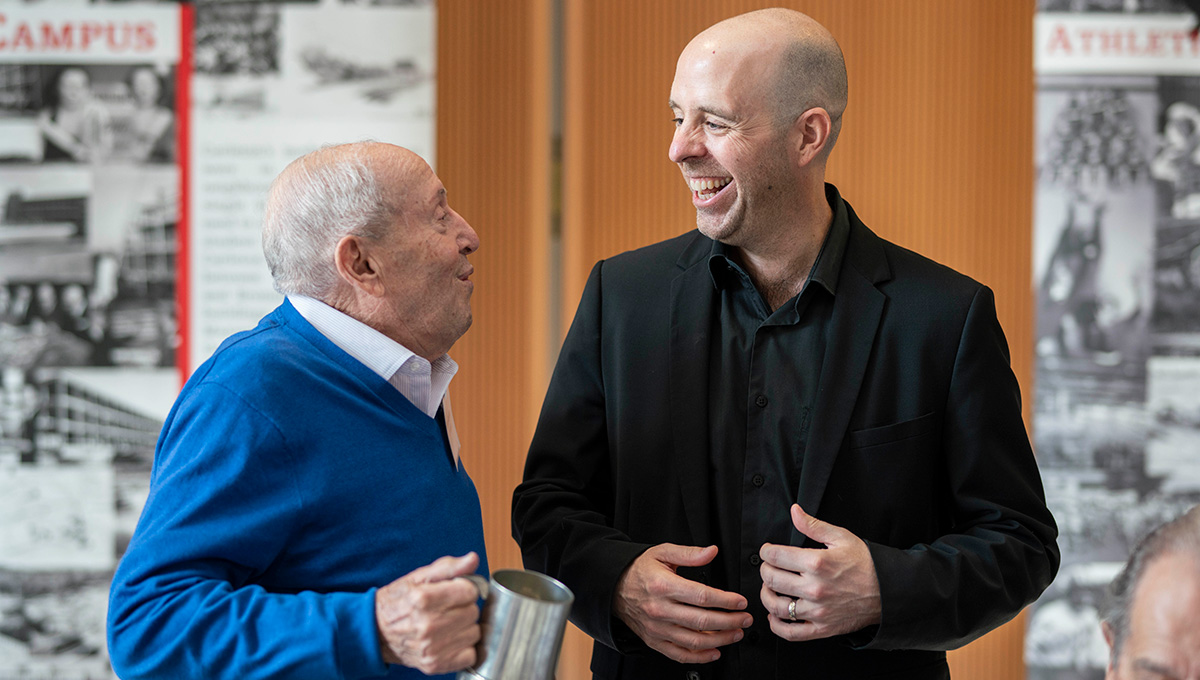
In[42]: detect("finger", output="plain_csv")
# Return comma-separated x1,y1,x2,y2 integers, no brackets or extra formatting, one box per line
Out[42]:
406,552,480,585
790,505,847,546
767,612,823,642
669,577,750,613
759,583,798,621
409,579,483,612
757,542,816,575
650,630,737,664
758,560,805,598
661,624,745,653
423,617,482,659
415,642,477,676
657,641,721,665
651,543,719,569
651,599,753,632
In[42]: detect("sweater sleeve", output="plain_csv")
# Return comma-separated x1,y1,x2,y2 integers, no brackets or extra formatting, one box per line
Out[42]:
107,382,388,680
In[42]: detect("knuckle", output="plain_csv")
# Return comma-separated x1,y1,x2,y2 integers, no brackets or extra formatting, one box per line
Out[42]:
412,620,434,640
678,631,706,651
760,569,777,590
410,589,433,610
809,554,826,573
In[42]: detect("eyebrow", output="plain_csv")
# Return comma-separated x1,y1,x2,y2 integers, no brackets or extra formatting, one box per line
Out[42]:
1132,658,1181,679
667,99,736,121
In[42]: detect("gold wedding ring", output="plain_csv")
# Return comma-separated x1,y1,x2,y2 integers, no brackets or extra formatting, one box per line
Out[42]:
787,598,797,622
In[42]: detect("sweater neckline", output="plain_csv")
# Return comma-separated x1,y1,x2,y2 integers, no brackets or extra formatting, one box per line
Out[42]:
273,299,441,431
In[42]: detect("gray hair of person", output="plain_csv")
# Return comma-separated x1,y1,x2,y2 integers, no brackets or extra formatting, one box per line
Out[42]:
1102,504,1200,660
774,33,848,157
261,143,395,299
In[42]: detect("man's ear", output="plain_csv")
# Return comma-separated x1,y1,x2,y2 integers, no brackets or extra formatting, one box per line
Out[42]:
1101,620,1117,679
792,107,833,167
334,234,384,297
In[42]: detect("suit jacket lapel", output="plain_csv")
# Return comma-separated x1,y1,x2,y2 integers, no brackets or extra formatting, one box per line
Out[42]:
795,215,889,541
669,234,717,545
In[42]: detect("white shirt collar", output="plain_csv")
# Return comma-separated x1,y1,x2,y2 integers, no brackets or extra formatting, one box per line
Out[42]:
288,295,458,418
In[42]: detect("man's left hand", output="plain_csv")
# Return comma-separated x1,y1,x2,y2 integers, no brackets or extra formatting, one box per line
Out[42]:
758,504,882,642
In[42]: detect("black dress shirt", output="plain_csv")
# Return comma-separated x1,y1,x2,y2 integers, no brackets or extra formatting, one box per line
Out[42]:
703,186,850,677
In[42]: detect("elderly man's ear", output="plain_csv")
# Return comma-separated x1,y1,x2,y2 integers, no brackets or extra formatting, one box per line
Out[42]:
335,234,386,297
1100,620,1116,680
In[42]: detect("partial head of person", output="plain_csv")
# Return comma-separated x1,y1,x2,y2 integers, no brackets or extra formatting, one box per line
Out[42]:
261,142,479,361
1101,504,1200,680
668,8,847,247
56,67,92,110
129,66,165,108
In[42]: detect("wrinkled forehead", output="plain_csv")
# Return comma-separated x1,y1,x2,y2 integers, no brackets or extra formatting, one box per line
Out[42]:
371,147,438,209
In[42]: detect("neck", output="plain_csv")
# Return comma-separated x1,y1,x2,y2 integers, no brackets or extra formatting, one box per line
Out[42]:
734,181,832,311
321,289,448,363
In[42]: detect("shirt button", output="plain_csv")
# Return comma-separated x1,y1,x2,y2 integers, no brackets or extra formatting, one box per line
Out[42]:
754,394,768,408
752,474,765,487
746,630,760,644
749,554,761,566
686,672,700,680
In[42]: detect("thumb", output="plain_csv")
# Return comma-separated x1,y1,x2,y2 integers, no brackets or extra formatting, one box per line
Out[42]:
790,504,844,547
407,552,481,585
653,543,719,568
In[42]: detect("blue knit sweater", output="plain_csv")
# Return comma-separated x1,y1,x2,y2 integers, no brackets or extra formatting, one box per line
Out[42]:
107,301,488,679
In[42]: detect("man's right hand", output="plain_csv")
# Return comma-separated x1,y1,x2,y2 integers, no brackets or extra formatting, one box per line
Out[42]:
375,552,482,675
613,543,752,664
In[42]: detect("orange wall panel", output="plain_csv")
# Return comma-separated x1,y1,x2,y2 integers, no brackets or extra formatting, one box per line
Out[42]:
437,0,551,575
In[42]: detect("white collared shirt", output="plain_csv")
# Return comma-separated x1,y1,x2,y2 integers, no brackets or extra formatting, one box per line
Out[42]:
289,295,458,419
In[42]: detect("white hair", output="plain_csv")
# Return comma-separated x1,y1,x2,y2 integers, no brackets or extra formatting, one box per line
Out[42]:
261,142,394,299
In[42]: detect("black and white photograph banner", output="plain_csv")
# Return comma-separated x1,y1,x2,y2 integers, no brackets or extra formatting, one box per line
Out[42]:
1029,4,1200,679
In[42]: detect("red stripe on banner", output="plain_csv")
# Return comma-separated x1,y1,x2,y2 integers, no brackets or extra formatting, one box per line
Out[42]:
176,2,193,386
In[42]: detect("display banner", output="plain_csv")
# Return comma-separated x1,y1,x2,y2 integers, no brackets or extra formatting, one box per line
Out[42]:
187,1,435,370
1028,2,1200,679
0,3,181,676
0,1,434,677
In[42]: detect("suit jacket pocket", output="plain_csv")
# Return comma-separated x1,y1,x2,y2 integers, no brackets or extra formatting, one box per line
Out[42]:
847,411,940,451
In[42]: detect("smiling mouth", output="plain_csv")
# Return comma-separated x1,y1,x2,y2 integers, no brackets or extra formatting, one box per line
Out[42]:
687,177,732,201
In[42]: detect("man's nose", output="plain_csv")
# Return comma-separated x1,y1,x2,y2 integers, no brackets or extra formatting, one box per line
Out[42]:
669,124,704,163
459,217,480,255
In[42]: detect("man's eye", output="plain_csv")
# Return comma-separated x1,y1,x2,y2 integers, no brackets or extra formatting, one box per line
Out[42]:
705,120,726,131
671,117,683,127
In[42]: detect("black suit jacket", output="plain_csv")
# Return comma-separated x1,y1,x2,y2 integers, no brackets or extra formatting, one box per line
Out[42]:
513,189,1060,679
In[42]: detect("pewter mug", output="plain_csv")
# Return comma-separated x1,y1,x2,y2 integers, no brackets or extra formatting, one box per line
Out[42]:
456,569,574,680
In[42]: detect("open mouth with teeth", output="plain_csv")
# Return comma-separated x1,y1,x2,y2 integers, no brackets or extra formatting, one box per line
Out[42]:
688,177,732,201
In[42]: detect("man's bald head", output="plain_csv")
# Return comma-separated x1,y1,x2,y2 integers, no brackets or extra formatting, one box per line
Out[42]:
262,142,422,300
684,8,848,156
1102,504,1200,674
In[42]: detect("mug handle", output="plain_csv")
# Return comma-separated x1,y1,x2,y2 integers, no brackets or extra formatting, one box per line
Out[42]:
460,573,489,600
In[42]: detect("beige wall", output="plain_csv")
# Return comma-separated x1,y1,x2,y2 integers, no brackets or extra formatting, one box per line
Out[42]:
439,2,1037,678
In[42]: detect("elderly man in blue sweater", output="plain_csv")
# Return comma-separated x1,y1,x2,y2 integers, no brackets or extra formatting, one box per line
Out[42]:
107,142,487,679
